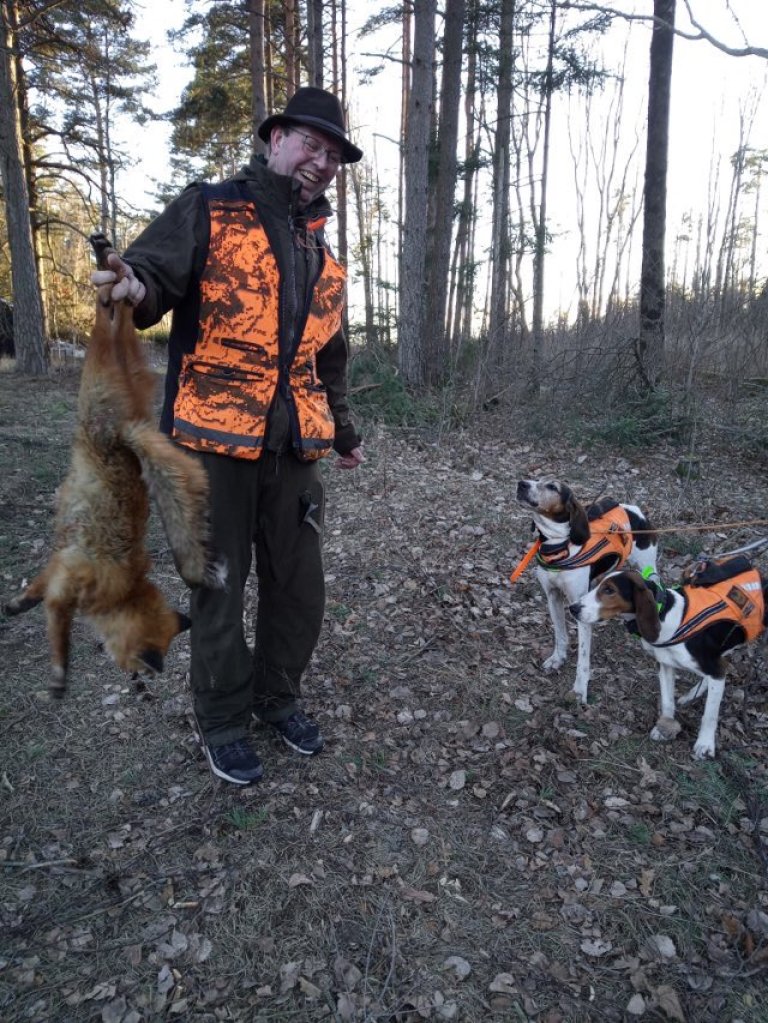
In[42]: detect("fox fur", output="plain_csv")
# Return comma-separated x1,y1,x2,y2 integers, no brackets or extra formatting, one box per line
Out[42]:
4,247,226,695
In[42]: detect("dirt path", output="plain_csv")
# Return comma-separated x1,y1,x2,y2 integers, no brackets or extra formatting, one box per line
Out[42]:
1,370,767,1022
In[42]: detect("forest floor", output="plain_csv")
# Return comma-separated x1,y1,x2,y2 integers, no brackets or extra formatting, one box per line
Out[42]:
1,363,767,1023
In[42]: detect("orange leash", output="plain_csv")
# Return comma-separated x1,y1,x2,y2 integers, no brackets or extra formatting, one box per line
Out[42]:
509,539,541,583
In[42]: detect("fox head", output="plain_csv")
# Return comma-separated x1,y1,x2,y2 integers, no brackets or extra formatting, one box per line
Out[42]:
93,581,191,676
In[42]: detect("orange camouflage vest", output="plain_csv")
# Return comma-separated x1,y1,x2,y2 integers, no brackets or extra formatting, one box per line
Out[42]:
655,568,765,647
537,503,633,571
173,193,346,460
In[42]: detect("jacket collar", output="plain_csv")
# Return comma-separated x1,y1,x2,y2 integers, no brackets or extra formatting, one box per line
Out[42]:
233,154,334,225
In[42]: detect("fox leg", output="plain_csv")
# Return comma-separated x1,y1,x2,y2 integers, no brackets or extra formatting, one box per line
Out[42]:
123,422,227,589
45,597,76,697
4,571,48,615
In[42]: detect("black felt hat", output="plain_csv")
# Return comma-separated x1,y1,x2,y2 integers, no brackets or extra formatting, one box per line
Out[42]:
258,86,363,164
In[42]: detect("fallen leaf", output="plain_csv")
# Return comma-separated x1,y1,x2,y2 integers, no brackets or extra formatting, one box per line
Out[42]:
336,992,357,1022
401,886,436,903
647,934,676,960
334,956,363,990
101,998,128,1023
279,961,301,993
298,976,322,999
639,869,655,897
444,955,471,980
411,827,430,846
627,993,646,1016
489,972,516,994
288,873,313,888
581,939,613,957
654,983,686,1022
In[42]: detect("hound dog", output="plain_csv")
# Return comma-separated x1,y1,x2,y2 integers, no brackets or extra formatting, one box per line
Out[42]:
516,479,658,702
569,557,767,758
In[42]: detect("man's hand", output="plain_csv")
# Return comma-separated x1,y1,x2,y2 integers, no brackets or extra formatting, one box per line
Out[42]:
91,252,146,305
335,446,365,470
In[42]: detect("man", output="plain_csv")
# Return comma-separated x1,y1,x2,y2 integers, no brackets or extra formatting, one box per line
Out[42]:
93,87,364,786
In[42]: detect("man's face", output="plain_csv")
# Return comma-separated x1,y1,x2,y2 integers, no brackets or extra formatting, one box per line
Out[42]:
267,124,342,206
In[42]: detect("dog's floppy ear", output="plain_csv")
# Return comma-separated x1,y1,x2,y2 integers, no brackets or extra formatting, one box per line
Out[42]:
625,571,661,643
565,491,590,546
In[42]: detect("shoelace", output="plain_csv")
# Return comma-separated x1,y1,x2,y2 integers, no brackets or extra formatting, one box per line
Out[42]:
217,739,254,761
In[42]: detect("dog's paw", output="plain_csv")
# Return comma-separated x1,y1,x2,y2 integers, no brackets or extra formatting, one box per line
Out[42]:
542,652,566,673
650,716,681,742
692,737,715,760
572,679,589,703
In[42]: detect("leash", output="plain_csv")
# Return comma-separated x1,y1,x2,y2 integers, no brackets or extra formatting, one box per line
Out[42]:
588,519,768,536
509,540,541,583
711,535,768,559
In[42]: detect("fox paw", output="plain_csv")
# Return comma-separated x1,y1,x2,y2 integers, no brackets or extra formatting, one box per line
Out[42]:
650,716,681,742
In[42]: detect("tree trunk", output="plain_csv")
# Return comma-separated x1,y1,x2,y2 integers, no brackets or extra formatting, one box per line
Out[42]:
448,0,479,366
284,0,299,97
0,0,47,374
424,0,464,385
637,0,675,390
485,0,514,387
530,0,557,394
398,0,436,388
349,162,375,345
306,0,323,87
336,0,348,268
249,0,267,154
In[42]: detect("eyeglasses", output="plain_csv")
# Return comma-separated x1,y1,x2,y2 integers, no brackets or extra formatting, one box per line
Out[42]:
288,128,343,168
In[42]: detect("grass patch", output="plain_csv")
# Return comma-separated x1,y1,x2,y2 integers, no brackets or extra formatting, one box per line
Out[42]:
227,806,269,831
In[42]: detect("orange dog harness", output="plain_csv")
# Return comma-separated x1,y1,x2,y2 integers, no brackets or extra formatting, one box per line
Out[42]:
655,568,765,647
536,504,632,572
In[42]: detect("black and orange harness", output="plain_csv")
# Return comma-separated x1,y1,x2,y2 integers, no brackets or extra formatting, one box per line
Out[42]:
536,503,633,572
647,558,765,647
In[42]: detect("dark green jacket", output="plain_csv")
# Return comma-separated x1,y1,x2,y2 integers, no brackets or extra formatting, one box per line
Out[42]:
124,155,360,456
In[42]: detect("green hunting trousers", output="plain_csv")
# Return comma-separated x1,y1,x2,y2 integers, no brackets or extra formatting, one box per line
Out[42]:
190,450,325,745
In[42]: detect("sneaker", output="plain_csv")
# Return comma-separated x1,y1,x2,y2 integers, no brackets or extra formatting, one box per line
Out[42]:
270,711,324,756
204,737,264,785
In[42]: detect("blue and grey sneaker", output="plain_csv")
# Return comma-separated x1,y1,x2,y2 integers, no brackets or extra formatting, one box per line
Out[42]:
270,711,324,756
204,737,264,785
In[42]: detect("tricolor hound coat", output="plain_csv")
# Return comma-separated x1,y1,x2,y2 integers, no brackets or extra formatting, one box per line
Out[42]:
516,479,658,702
569,559,767,758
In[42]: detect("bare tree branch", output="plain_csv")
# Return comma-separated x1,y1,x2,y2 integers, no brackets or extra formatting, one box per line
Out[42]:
560,1,768,59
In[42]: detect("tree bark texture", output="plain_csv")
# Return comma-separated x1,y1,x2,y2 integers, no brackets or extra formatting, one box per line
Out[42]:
0,0,47,374
638,0,675,389
486,0,514,383
249,0,267,154
425,0,464,385
306,0,323,87
530,0,557,394
398,0,436,388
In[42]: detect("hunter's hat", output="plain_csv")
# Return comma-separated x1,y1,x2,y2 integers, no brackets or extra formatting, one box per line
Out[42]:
258,86,363,164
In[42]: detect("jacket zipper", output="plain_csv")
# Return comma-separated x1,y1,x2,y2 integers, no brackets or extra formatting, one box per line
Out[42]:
283,204,325,453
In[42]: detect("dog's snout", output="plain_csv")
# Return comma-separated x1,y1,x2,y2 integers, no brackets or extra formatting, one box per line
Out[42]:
569,602,582,620
516,480,530,500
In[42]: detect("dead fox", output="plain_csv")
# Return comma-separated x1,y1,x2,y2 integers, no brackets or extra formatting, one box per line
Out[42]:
4,234,226,695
